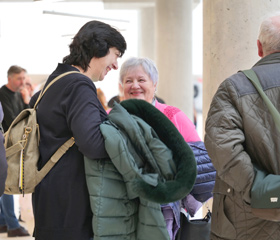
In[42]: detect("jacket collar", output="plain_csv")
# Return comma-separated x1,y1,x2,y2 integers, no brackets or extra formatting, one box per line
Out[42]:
254,52,280,67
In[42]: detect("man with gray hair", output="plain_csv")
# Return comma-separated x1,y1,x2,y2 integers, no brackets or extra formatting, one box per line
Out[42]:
0,65,30,131
205,13,280,239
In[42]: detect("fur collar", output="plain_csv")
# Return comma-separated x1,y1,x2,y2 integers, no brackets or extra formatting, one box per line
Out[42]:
119,99,197,203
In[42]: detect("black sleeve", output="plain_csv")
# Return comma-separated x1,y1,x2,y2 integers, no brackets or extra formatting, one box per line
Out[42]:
0,132,7,197
0,95,16,132
63,80,108,159
0,104,7,196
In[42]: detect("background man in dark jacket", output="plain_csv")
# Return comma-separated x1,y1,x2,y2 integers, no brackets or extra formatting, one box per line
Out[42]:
205,13,280,240
0,65,30,237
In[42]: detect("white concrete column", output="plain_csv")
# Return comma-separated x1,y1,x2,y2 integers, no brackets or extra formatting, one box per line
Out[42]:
155,0,193,120
203,0,280,134
138,7,156,61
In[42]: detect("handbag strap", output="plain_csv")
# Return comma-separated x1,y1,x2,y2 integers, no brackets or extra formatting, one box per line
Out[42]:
242,69,280,132
34,71,81,109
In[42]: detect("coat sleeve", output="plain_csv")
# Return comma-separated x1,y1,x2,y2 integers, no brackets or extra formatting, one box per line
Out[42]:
62,79,108,159
0,103,7,196
0,132,7,196
0,94,16,131
204,79,255,203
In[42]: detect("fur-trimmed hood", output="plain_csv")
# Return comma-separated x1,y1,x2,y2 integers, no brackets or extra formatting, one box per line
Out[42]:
101,99,197,203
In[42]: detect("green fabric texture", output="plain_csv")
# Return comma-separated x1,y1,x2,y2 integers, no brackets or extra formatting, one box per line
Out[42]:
84,159,168,240
84,99,196,240
103,102,178,201
251,164,280,209
120,99,197,203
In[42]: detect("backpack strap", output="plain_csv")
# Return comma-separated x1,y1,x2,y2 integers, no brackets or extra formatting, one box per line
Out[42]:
34,71,82,109
33,71,82,182
241,69,280,132
36,137,75,184
50,137,75,163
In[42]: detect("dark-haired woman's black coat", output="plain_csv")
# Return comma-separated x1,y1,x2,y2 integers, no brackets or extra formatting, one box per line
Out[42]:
30,63,108,240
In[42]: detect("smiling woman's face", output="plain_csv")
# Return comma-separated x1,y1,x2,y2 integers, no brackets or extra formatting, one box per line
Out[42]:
121,65,157,103
89,47,120,81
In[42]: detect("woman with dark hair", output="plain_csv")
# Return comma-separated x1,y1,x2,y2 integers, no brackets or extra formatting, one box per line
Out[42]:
30,20,126,240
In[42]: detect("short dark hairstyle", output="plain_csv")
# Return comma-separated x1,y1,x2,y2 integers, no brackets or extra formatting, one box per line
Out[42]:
7,65,26,77
63,20,127,71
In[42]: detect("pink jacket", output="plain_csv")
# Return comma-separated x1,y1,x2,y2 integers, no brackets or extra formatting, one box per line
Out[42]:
155,101,201,142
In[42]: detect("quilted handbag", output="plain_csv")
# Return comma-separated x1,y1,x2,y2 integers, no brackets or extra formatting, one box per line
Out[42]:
242,69,280,221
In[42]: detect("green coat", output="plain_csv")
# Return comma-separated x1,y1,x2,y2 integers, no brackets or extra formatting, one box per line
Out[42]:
85,100,196,240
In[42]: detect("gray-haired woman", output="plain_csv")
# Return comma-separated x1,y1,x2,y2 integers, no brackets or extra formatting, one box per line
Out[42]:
119,57,201,240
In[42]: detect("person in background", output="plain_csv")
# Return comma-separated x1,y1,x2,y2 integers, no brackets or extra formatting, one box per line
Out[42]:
0,66,30,131
29,20,126,240
0,65,30,237
97,88,109,111
24,75,34,99
204,13,280,240
107,83,124,108
119,57,201,240
0,102,7,197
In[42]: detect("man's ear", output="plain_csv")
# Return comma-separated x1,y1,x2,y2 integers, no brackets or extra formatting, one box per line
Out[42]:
257,40,264,57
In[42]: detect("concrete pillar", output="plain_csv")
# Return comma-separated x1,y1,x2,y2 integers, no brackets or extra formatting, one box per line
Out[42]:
203,0,280,134
138,7,156,61
155,0,193,120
